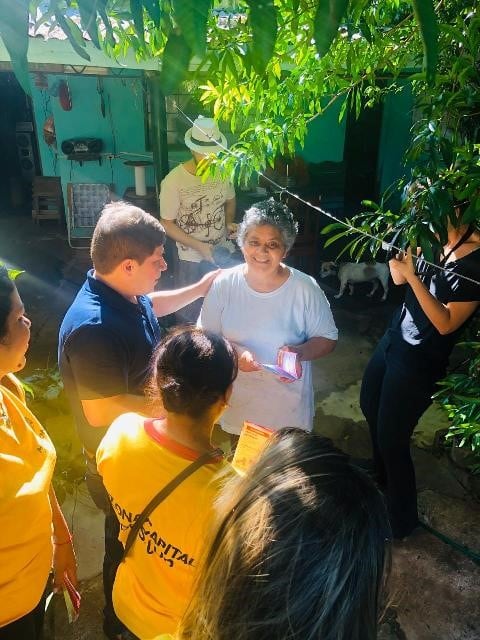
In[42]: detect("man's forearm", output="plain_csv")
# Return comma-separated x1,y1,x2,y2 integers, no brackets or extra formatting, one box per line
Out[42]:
82,393,155,428
149,270,219,317
149,286,203,317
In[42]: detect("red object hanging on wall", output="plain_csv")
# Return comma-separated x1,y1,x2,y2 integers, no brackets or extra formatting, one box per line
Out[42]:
58,80,72,111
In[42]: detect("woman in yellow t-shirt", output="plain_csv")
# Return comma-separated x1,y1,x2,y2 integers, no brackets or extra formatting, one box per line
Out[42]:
0,266,77,638
97,327,238,639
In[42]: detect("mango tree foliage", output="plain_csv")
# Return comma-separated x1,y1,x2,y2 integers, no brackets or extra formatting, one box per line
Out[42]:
199,0,427,184
7,0,438,179
12,1,476,235
322,5,480,261
1,1,475,230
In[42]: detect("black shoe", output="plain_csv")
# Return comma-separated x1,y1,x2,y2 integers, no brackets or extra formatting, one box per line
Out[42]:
392,521,421,541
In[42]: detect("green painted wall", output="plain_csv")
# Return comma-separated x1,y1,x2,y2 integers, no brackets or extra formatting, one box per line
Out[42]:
30,70,155,229
377,82,414,208
298,100,346,163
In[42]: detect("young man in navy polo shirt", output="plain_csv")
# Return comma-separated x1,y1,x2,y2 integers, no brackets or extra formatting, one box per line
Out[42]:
58,202,217,639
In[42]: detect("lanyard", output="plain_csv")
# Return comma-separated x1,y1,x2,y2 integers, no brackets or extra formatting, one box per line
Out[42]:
439,225,475,266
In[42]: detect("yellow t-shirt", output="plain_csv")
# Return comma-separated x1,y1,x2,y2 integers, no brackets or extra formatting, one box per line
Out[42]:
0,374,56,627
97,413,231,640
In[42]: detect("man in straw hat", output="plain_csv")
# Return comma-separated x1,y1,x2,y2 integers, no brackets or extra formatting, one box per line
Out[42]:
160,115,236,323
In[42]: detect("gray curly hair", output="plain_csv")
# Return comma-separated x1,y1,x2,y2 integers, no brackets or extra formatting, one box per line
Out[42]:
237,198,298,252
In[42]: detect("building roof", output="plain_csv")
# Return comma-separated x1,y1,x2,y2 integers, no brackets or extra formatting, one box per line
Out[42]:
0,13,160,71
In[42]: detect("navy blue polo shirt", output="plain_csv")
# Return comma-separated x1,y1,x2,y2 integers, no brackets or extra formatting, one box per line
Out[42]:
58,270,162,453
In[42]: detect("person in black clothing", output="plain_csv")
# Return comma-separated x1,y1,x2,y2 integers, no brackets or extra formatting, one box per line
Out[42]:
360,212,480,539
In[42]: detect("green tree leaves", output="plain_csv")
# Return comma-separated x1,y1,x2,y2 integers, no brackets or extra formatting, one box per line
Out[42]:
4,0,445,100
130,0,146,46
173,0,211,58
412,0,439,85
55,12,91,61
143,0,161,28
1,265,25,281
314,0,349,57
77,0,100,48
159,32,191,95
0,0,30,94
158,1,212,94
246,0,278,74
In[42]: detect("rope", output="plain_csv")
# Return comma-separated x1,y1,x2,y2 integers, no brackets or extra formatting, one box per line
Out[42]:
175,109,480,567
174,106,480,289
419,520,480,566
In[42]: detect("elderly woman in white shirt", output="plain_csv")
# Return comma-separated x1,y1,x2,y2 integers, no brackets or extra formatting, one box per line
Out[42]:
199,198,338,438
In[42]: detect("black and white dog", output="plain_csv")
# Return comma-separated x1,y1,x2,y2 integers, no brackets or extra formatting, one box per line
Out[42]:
320,261,389,301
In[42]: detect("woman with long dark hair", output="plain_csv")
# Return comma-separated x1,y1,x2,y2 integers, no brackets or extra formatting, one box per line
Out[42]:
177,429,391,640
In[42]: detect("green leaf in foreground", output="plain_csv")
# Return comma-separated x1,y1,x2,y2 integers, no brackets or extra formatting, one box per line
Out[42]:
314,0,349,57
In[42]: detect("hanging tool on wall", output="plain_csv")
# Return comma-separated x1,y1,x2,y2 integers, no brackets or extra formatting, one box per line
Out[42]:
97,77,106,118
49,79,72,111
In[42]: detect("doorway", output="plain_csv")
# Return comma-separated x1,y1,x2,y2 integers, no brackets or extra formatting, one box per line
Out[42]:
0,72,41,216
343,100,383,216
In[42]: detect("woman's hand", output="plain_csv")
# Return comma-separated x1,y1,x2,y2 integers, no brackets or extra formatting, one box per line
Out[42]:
227,222,238,239
49,484,78,592
197,242,215,263
238,350,261,372
389,247,416,284
277,346,303,383
52,539,78,593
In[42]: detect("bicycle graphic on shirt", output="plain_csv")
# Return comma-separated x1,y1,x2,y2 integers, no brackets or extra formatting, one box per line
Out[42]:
178,193,225,240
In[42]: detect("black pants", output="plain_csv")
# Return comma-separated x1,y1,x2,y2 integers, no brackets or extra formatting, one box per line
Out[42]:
0,589,46,640
85,457,125,638
360,333,441,538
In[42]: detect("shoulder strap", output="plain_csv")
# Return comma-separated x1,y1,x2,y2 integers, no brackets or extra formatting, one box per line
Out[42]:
440,225,475,265
122,447,223,561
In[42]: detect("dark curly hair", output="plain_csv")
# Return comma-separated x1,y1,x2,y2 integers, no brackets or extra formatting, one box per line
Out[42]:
237,198,298,252
148,327,238,419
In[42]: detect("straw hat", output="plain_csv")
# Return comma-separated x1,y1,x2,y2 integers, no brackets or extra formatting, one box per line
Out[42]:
184,116,227,155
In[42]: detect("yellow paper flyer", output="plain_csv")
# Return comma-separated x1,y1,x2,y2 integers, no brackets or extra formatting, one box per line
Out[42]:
232,421,274,475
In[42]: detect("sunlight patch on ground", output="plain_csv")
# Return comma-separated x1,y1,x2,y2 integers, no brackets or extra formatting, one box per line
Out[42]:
317,382,364,422
318,382,450,448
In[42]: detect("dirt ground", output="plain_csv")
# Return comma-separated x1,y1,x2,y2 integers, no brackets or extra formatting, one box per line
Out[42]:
1,215,479,640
